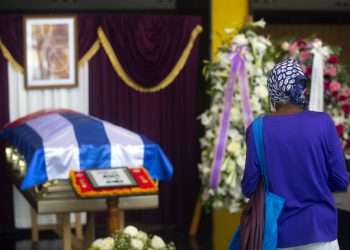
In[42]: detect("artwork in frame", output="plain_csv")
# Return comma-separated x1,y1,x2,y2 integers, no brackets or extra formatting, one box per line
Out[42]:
24,16,78,89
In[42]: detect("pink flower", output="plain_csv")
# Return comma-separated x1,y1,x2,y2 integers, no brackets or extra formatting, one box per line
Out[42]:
324,65,337,77
343,87,350,97
329,80,341,92
342,103,350,114
336,124,345,137
328,55,339,64
299,51,311,62
288,42,299,55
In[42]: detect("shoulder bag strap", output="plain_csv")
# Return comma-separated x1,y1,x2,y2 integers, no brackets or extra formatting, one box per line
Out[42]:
252,116,269,191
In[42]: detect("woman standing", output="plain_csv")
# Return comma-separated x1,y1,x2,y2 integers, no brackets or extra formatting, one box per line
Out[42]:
241,58,349,250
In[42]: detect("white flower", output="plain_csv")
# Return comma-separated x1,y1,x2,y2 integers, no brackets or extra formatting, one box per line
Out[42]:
254,84,269,99
233,34,248,46
150,235,166,249
227,141,242,156
136,231,148,243
281,42,290,51
213,200,224,208
264,61,275,72
92,237,115,250
131,238,144,250
252,19,266,28
123,225,138,237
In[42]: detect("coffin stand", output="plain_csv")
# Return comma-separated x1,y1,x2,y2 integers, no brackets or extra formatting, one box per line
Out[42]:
8,162,158,250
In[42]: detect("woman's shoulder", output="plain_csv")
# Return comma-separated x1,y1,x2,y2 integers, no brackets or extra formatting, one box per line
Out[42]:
304,111,333,122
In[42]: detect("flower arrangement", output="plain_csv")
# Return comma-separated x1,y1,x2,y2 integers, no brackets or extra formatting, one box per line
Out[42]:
198,19,277,212
279,38,350,159
89,225,176,250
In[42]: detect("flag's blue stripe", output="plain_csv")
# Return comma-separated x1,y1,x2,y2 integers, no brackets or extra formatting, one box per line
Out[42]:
140,135,173,181
1,124,48,190
60,113,111,169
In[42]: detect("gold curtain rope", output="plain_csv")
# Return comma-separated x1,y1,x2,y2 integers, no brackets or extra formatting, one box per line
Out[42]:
78,39,101,67
0,24,203,94
0,40,24,73
98,25,203,93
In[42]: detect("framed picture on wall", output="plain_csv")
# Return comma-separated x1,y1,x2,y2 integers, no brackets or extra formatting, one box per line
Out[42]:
24,16,78,89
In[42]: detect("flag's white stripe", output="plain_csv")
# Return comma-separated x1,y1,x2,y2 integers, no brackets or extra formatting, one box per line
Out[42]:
102,121,144,168
26,114,80,180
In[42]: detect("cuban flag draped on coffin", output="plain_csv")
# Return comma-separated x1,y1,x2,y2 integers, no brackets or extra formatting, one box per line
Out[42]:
0,110,173,190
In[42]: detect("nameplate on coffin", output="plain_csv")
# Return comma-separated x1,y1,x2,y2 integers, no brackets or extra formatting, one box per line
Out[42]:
70,167,158,198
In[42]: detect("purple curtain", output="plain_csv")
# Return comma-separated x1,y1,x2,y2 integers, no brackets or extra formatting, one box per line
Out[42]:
89,15,202,230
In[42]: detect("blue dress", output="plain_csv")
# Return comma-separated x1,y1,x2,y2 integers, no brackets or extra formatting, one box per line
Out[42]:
241,111,349,248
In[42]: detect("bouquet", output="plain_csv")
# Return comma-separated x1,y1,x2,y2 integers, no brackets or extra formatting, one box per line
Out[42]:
89,225,176,250
279,38,350,159
198,19,277,212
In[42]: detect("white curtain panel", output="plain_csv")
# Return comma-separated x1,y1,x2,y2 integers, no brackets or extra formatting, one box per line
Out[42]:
8,62,89,228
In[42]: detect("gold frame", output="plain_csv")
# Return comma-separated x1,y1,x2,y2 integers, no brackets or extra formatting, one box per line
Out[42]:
23,15,78,89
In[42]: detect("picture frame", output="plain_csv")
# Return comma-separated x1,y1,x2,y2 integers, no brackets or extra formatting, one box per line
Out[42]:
86,168,138,189
24,16,78,89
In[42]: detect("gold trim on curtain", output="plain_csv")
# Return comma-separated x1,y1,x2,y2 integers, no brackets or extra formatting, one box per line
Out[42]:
98,25,203,93
0,24,203,93
78,39,101,67
0,40,24,73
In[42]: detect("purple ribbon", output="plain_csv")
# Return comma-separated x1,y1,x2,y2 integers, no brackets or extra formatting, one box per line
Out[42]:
210,47,253,190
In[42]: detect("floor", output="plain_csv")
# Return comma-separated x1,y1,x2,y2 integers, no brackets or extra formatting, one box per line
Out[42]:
0,213,213,250
2,210,350,250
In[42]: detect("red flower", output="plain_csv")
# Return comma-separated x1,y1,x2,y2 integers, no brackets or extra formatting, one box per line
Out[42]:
332,91,339,98
346,140,350,149
305,66,312,77
297,39,307,48
324,80,331,90
328,55,339,64
338,95,347,102
342,103,350,114
336,124,345,137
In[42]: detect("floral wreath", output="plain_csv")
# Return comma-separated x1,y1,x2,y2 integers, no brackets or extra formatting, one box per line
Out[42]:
199,20,276,212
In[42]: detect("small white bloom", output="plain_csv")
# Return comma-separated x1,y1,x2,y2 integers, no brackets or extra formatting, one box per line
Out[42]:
123,225,138,237
227,141,241,156
131,238,144,250
213,199,224,208
150,235,166,249
136,231,148,242
254,84,269,99
92,237,115,250
281,42,290,51
264,61,275,72
233,34,248,46
92,239,104,248
252,19,266,28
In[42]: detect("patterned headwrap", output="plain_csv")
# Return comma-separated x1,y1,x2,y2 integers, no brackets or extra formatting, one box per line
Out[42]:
267,58,308,108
